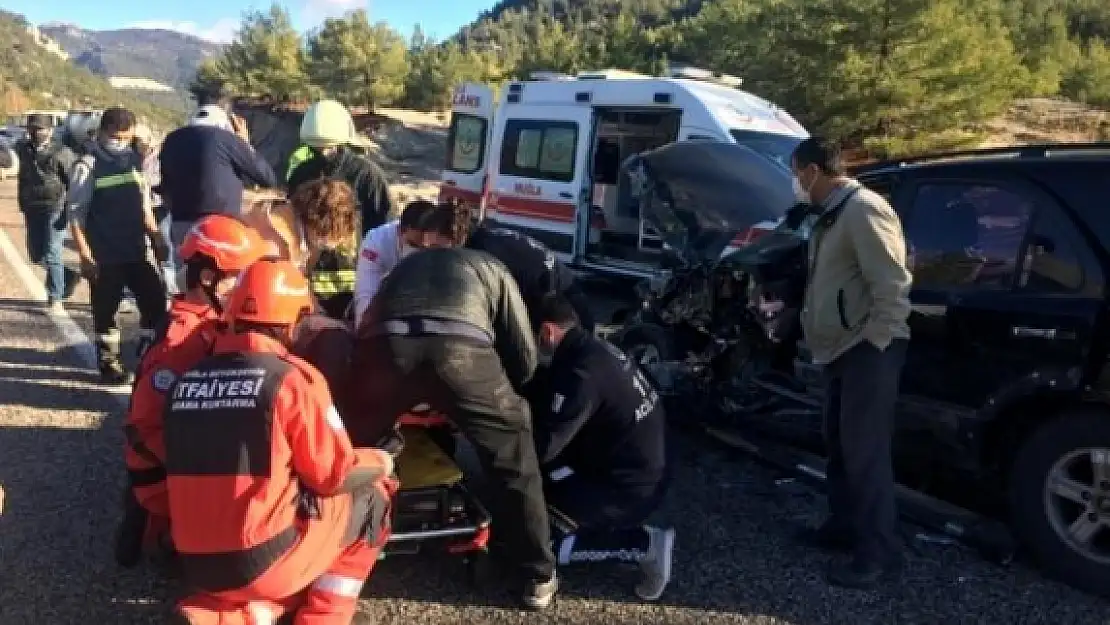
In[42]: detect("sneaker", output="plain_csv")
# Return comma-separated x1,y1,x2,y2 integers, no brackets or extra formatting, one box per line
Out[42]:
44,299,64,316
522,573,558,610
100,359,134,385
119,298,137,314
635,526,676,601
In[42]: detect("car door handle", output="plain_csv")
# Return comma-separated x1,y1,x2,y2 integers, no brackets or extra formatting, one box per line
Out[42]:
1011,326,1057,339
558,192,573,199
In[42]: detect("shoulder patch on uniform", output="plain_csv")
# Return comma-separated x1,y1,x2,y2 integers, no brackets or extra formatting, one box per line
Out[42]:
325,405,346,431
361,248,379,262
151,369,177,393
552,393,565,413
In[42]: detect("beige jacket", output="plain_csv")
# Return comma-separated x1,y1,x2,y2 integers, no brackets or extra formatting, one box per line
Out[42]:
801,180,912,364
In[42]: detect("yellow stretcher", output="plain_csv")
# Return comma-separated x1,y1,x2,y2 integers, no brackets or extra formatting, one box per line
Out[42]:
394,427,464,489
384,424,493,583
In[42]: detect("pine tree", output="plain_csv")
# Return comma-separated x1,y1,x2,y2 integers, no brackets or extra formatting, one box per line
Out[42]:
307,10,409,109
220,4,313,101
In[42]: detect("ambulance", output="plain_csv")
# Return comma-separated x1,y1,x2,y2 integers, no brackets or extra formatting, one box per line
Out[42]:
439,66,809,280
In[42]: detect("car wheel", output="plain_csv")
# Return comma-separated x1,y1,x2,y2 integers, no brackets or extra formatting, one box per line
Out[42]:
614,323,675,371
1009,410,1110,598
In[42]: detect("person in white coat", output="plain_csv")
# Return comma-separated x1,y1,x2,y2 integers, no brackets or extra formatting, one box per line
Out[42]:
351,200,448,327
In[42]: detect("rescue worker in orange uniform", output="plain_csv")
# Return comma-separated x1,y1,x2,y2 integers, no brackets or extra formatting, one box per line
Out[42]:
117,214,268,568
165,258,397,625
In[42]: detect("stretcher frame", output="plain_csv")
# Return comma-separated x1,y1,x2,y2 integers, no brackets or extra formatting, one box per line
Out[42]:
381,413,494,583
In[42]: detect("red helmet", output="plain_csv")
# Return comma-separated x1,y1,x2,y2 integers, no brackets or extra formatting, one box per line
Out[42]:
180,215,265,274
225,258,313,327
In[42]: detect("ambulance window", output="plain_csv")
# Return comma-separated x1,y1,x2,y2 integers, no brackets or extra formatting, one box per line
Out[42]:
501,119,579,183
447,114,487,174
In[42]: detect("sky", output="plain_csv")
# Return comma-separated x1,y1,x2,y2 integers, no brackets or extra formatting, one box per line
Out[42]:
4,0,495,42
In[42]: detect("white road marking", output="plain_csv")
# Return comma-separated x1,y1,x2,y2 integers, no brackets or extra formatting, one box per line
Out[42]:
0,226,130,403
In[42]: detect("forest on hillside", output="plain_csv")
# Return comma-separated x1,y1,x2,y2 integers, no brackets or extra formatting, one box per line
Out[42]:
193,0,1110,156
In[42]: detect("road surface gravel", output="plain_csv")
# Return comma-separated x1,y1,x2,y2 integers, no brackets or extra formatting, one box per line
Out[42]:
0,180,1105,624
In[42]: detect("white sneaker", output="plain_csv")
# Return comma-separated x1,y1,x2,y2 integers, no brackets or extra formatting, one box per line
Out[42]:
119,298,137,314
45,300,65,316
635,526,675,601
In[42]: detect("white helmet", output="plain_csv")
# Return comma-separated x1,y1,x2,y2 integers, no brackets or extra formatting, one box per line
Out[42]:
190,105,232,130
300,99,366,149
133,123,153,145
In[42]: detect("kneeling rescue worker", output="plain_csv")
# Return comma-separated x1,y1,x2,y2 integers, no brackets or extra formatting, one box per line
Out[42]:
118,214,267,567
165,258,397,625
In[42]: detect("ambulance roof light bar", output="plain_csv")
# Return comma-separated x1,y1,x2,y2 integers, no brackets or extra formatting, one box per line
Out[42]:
528,71,576,81
668,64,744,88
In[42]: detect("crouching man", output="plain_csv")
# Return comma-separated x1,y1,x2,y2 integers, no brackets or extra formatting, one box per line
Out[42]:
531,295,676,601
118,215,266,568
164,258,396,625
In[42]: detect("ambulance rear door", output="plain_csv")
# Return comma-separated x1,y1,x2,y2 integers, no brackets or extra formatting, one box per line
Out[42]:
484,105,595,262
440,83,496,217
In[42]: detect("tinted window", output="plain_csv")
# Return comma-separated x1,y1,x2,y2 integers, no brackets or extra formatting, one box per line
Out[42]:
446,114,487,174
500,119,579,182
729,129,803,170
904,183,1033,290
1019,208,1105,296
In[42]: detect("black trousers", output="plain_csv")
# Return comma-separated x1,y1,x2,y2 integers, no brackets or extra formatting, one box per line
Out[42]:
547,475,664,564
822,338,907,563
346,334,556,582
90,260,167,354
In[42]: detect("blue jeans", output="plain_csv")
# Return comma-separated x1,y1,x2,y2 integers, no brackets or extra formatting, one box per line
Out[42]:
23,206,67,301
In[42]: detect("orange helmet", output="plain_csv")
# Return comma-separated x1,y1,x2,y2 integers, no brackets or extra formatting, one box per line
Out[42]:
180,215,266,274
225,258,313,327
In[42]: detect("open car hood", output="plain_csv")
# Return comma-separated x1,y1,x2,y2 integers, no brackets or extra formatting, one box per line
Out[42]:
620,141,795,262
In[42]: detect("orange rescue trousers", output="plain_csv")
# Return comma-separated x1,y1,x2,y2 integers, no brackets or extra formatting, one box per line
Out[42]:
174,477,398,625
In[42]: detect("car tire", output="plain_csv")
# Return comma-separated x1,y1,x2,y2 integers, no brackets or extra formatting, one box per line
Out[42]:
613,323,675,371
1008,410,1110,599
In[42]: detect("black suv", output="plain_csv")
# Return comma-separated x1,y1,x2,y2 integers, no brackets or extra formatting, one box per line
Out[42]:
857,144,1110,595
611,142,1110,597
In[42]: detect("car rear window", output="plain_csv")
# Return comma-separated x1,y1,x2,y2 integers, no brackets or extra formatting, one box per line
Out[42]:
729,129,804,170
446,113,487,174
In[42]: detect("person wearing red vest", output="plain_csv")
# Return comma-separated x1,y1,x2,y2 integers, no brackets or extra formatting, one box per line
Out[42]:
165,258,397,625
117,215,267,568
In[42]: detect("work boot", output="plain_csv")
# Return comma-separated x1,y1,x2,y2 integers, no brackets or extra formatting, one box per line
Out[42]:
795,521,854,553
522,573,558,610
635,526,676,601
100,358,133,385
96,330,133,384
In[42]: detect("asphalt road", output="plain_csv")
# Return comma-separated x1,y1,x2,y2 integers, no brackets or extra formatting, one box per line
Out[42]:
0,179,1106,624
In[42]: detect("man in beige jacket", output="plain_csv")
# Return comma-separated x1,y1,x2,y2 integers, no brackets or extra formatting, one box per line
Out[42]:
792,137,912,589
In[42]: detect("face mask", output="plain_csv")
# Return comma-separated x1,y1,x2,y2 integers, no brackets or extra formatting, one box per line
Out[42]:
792,176,811,204
102,139,130,154
399,242,419,260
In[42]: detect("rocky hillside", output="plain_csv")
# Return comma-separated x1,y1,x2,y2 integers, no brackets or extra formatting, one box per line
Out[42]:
39,23,221,93
0,11,184,128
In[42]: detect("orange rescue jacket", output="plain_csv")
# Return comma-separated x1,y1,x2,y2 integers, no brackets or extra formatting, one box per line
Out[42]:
124,296,220,516
164,331,389,593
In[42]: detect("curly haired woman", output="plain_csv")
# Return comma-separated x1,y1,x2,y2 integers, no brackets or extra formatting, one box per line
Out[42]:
290,178,360,319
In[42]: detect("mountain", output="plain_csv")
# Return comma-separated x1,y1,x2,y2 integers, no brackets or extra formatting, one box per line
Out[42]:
39,23,222,93
0,11,183,128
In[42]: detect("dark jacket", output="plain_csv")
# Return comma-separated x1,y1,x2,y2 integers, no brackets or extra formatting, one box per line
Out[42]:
287,146,392,236
68,145,149,264
534,327,667,494
361,247,538,387
15,140,75,212
157,125,277,222
466,224,577,325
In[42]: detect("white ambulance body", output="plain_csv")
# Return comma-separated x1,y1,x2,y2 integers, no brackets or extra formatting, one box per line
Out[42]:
440,68,809,280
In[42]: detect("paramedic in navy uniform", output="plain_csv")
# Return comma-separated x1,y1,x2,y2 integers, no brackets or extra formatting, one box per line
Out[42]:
530,294,675,601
